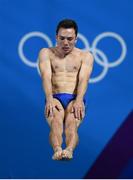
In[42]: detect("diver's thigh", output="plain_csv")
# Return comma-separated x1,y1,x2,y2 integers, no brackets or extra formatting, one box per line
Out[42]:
65,100,85,127
45,98,65,126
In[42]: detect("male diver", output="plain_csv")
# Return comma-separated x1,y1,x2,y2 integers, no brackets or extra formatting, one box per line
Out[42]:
39,19,94,160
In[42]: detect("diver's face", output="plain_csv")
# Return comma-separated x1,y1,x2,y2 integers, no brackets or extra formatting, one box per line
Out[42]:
56,28,77,54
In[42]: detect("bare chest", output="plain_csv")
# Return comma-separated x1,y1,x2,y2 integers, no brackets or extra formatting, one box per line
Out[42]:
50,55,82,73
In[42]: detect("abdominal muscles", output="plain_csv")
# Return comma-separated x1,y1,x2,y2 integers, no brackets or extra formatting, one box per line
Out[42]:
52,72,78,94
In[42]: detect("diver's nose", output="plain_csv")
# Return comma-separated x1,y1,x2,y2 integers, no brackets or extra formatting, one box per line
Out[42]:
64,38,69,46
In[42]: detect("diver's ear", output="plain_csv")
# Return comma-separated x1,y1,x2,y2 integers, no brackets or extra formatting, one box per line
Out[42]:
75,38,77,43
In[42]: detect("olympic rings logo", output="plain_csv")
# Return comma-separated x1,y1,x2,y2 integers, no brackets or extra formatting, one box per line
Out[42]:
18,31,127,83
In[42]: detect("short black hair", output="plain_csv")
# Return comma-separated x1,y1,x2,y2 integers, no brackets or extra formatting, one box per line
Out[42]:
56,19,78,37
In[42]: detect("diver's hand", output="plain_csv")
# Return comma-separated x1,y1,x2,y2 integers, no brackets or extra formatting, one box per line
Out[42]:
45,98,55,118
45,98,62,118
71,100,85,120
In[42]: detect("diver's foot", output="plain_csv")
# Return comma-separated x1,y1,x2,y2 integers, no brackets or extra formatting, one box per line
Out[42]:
52,146,62,160
62,147,73,160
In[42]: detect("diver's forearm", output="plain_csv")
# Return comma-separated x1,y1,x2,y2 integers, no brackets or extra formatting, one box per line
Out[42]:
76,79,88,101
42,78,53,101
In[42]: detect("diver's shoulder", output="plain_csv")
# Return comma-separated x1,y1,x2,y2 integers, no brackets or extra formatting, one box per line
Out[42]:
84,51,93,59
39,47,56,58
39,48,50,57
75,47,93,58
39,47,52,54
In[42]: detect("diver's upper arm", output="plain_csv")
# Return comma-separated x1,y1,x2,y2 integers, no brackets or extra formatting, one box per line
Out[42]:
38,48,52,79
78,52,94,81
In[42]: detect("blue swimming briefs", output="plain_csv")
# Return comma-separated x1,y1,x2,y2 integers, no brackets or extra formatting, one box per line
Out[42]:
53,93,85,109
